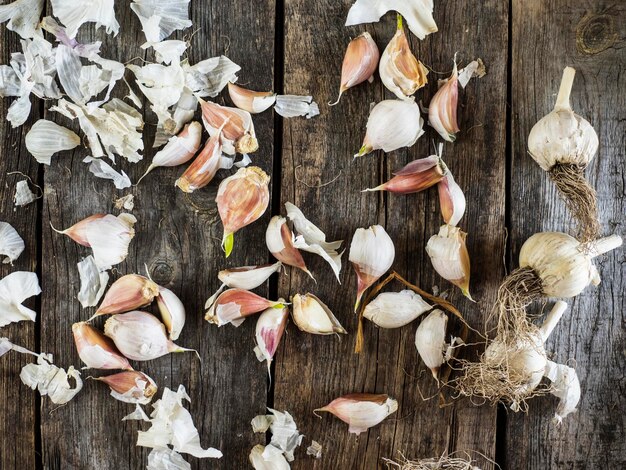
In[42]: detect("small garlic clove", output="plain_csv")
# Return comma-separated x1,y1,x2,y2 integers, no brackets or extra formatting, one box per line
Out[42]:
228,82,276,114
363,290,432,328
175,121,225,193
216,167,270,258
199,98,258,154
426,224,472,300
254,301,289,370
25,119,81,165
349,225,395,311
428,61,460,142
331,32,379,105
363,155,444,193
355,99,424,157
291,293,346,335
217,261,283,291
415,310,448,380
437,172,466,227
72,322,132,370
157,286,186,341
265,216,313,280
205,288,285,326
52,213,107,247
95,274,159,316
314,393,398,435
95,370,158,405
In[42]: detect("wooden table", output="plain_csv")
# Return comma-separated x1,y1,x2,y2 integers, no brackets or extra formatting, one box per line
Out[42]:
1,1,624,468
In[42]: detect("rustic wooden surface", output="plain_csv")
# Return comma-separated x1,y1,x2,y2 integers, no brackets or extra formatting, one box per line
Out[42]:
0,0,623,469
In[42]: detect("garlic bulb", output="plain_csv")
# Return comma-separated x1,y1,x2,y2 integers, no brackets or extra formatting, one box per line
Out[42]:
254,302,289,371
428,62,460,142
95,274,159,316
266,216,313,279
95,370,157,405
228,82,276,114
72,322,132,370
200,99,258,154
331,32,379,105
291,293,346,335
315,393,398,435
355,100,424,157
157,286,186,341
414,310,447,380
25,119,81,165
426,225,472,300
205,289,285,326
364,290,432,328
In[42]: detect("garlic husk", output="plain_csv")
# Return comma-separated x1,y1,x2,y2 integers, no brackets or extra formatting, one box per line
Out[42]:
254,302,289,370
77,255,109,308
217,262,283,291
355,99,424,157
205,288,285,326
274,94,320,119
0,271,41,327
415,310,447,380
50,0,119,38
428,62,460,142
20,355,83,405
72,322,132,370
380,16,428,100
95,274,159,316
426,225,472,300
364,154,444,193
84,156,131,190
53,213,107,246
544,360,581,425
200,99,258,154
95,370,157,405
266,216,313,279
364,290,432,328
25,119,81,165
157,286,186,341
130,0,192,44
331,32,379,105
228,82,276,114
249,444,290,470
437,172,466,227
349,225,396,311
0,221,25,264
291,293,346,335
315,393,398,435
87,213,137,270
104,311,193,361
216,167,270,258
251,408,303,462
0,0,44,39
14,180,38,207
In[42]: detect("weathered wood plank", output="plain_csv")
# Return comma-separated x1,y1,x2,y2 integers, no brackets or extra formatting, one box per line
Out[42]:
507,1,626,468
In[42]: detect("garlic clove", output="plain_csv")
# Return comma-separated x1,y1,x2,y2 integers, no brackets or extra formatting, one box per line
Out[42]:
52,213,107,247
95,274,159,316
291,293,346,335
205,288,285,326
426,224,472,300
95,370,158,405
228,82,276,114
364,155,444,193
25,119,81,165
254,301,289,371
72,321,132,370
363,290,432,328
157,286,186,341
437,172,466,227
216,167,270,258
199,98,258,154
331,32,379,105
314,393,398,434
349,225,395,311
265,216,313,280
355,99,424,157
217,261,283,291
85,213,137,270
414,310,447,380
428,61,460,142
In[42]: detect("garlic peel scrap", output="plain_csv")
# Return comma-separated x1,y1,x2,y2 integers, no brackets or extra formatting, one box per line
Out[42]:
252,409,303,462
50,0,119,39
0,0,44,39
20,355,83,405
84,157,132,190
25,119,81,165
147,449,191,470
0,221,25,264
14,180,38,207
544,360,581,425
0,271,41,327
123,404,150,422
41,16,102,58
130,0,193,44
184,56,241,98
249,444,290,470
274,94,320,119
77,255,109,308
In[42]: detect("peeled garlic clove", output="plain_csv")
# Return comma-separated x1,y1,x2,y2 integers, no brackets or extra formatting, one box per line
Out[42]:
437,173,466,227
380,15,428,100
428,61,461,142
331,32,379,105
200,98,258,154
426,225,472,300
138,121,202,184
349,225,395,311
291,293,346,335
254,301,289,369
95,274,159,316
216,167,270,258
157,286,186,341
72,322,132,370
95,370,157,405
218,262,283,291
364,290,432,328
364,155,444,193
266,216,313,279
52,213,107,246
175,122,225,193
104,311,193,361
355,99,424,157
315,393,398,435
205,288,285,326
228,82,276,114
415,310,447,380
25,119,81,165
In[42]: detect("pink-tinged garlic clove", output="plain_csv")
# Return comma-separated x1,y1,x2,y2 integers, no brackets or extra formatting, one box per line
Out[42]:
331,32,380,105
364,155,444,194
156,286,186,341
254,301,289,370
199,99,258,154
314,393,398,434
205,288,285,326
52,214,107,247
291,293,346,335
437,173,466,227
414,310,448,380
265,216,313,279
228,82,276,114
428,62,460,142
175,122,225,193
94,370,157,404
72,322,132,370
95,274,159,316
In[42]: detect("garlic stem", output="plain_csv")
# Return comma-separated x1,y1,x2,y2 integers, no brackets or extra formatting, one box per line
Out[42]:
539,301,567,343
555,67,575,111
585,234,623,258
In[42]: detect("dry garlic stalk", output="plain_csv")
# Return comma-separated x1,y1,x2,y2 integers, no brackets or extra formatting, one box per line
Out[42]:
426,225,472,300
315,393,398,434
291,293,346,335
331,32,379,105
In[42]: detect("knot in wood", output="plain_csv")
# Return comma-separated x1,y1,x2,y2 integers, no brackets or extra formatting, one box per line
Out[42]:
576,14,617,55
149,260,175,285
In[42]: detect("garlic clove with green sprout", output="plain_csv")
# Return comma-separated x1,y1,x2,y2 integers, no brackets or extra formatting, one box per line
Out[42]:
25,119,81,165
266,216,313,280
200,98,258,154
291,293,346,335
363,154,444,193
156,286,186,341
72,322,132,370
314,393,398,435
428,61,460,142
355,100,424,157
415,310,448,380
426,225,472,300
94,274,159,317
331,32,379,105
364,290,432,328
437,172,466,227
95,370,157,405
205,288,285,326
228,82,276,114
254,301,289,373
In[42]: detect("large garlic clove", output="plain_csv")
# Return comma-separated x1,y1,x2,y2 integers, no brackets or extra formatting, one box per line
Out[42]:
291,293,346,335
205,288,285,326
437,173,466,227
72,322,132,370
228,82,276,114
216,167,270,257
25,119,81,165
315,393,398,435
95,274,159,316
266,216,313,279
52,213,107,246
355,99,424,157
86,213,137,270
217,262,283,291
199,98,258,154
349,225,395,311
95,370,157,405
331,32,379,105
363,155,444,193
254,301,289,370
426,224,472,300
175,122,225,193
414,310,447,380
428,62,460,142
364,290,432,328
156,286,186,341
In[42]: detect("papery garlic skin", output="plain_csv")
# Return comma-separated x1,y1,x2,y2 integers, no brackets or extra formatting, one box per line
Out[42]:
415,310,447,379
266,216,312,279
426,225,472,299
291,293,346,335
95,274,159,316
0,271,41,327
72,322,132,370
349,225,395,311
0,0,44,39
200,99,258,154
355,100,424,157
95,370,157,405
254,302,289,368
428,63,460,142
205,289,284,326
25,119,81,165
364,290,432,328
228,82,276,114
249,444,290,470
157,286,186,341
544,360,581,424
332,32,379,105
0,221,25,264
315,393,398,435
437,173,466,227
